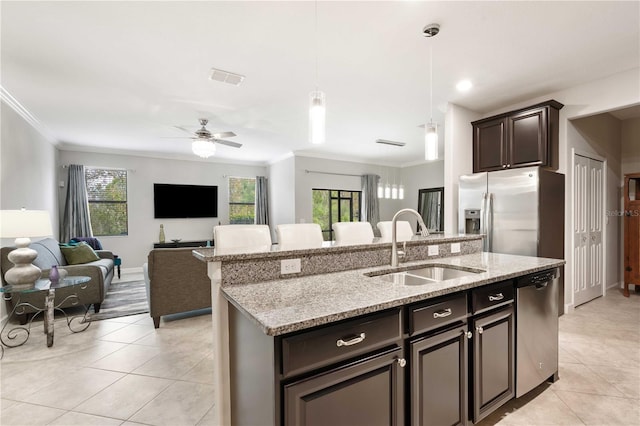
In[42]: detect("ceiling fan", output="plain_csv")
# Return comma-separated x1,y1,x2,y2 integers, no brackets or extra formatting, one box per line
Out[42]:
173,118,242,148
166,119,242,158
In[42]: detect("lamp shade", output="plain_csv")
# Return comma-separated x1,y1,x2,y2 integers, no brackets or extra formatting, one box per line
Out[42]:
309,90,326,144
0,210,53,238
425,123,438,161
192,140,217,158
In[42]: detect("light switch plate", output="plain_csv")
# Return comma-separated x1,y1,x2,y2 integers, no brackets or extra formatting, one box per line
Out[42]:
281,258,301,274
428,245,439,256
451,243,461,253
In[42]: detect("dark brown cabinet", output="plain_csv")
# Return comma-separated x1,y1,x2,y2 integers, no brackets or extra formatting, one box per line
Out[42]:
472,100,563,173
410,324,469,426
470,295,515,424
284,347,405,426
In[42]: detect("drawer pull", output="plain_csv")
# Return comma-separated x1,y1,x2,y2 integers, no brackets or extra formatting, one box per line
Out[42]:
336,333,366,347
488,293,504,302
476,326,484,334
463,330,472,339
433,308,452,319
396,358,407,368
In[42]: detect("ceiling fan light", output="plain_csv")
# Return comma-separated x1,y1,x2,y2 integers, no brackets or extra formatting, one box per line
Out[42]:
309,90,326,144
425,123,438,161
192,140,216,158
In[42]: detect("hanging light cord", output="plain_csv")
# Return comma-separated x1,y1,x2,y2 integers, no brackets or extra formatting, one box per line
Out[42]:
314,0,319,92
429,44,433,124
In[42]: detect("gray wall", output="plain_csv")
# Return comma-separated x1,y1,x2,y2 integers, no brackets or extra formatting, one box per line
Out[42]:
622,117,640,175
58,150,267,268
268,155,296,241
570,114,623,289
1,103,59,319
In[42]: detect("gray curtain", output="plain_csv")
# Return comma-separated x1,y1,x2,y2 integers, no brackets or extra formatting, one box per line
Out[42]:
61,164,93,241
361,174,380,235
255,176,270,225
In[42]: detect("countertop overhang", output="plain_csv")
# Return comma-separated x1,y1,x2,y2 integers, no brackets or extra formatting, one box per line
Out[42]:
221,252,565,337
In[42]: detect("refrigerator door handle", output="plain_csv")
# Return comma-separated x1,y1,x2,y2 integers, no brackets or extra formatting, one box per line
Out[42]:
486,193,494,252
480,192,488,251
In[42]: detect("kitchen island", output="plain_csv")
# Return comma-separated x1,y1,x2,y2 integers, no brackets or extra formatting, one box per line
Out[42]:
194,234,565,425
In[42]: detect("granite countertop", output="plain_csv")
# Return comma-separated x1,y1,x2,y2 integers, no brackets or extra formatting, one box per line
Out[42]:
193,233,482,262
222,252,565,337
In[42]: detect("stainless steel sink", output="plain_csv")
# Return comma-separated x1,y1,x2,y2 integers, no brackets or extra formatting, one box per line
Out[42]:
370,265,484,285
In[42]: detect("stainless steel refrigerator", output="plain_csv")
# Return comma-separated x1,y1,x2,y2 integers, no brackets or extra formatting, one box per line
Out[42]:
458,166,564,260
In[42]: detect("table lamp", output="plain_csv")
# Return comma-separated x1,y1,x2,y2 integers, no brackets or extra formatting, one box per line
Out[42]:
0,209,53,289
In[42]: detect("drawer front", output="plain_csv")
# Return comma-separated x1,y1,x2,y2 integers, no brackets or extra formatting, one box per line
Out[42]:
410,293,468,336
281,309,402,379
472,280,514,314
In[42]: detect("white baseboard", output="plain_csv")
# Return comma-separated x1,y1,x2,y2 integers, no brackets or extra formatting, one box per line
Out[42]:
607,281,622,290
118,266,143,274
563,303,574,315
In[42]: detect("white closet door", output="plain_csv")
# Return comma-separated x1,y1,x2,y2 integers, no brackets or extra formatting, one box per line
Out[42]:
574,154,604,306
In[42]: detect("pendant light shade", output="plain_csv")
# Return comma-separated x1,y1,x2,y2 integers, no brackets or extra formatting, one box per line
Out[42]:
384,183,391,199
398,184,405,200
192,140,217,158
309,90,326,144
377,180,384,198
425,123,438,161
391,184,398,200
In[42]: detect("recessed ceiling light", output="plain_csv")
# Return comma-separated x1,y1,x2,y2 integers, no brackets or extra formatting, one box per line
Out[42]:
456,79,473,92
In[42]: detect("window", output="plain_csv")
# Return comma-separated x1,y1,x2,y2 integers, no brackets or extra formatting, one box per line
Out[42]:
312,189,361,241
85,168,128,236
229,177,256,224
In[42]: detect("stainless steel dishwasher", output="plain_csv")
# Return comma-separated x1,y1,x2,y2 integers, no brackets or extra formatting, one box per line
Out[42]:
515,268,559,397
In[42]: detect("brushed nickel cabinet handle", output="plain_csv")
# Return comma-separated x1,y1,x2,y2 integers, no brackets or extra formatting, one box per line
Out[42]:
433,308,452,319
463,331,472,339
396,358,407,368
336,333,366,347
488,293,504,301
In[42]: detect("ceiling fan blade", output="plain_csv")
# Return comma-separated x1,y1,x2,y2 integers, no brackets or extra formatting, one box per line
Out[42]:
214,139,242,148
212,131,236,139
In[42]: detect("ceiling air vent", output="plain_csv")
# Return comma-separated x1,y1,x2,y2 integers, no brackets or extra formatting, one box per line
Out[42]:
376,139,406,147
209,68,245,86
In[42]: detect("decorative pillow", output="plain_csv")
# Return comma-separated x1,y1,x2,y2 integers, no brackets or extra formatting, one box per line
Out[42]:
59,242,100,265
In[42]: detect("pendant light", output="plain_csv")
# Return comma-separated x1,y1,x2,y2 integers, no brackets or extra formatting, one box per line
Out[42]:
423,23,440,161
377,173,384,198
309,1,325,144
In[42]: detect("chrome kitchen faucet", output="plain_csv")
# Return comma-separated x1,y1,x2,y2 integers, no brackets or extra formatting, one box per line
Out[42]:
391,208,429,267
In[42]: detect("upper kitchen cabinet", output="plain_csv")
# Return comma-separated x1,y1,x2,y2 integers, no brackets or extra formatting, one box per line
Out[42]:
472,100,564,173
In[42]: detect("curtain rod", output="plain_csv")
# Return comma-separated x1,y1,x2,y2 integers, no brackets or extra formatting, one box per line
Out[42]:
61,165,136,173
304,169,366,178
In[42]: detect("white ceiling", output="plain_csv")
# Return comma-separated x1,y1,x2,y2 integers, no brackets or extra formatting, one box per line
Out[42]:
2,1,639,166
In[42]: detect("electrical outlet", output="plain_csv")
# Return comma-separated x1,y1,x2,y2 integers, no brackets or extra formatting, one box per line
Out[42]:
451,243,461,253
281,258,301,274
428,245,439,256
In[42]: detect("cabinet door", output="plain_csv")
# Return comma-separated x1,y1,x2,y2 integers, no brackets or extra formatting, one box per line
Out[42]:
507,107,547,168
473,117,507,172
471,305,515,424
410,325,468,426
284,347,404,426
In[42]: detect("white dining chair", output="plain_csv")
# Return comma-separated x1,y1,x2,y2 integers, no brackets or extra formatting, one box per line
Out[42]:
213,224,272,255
377,220,415,243
277,223,324,250
332,222,375,245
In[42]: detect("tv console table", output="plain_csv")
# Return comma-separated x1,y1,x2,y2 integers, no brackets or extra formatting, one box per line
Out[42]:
153,240,213,249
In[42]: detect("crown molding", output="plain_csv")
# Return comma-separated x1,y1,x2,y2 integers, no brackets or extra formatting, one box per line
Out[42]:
0,86,58,143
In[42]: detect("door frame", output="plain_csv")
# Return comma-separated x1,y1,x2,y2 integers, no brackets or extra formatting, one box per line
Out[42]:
569,148,607,311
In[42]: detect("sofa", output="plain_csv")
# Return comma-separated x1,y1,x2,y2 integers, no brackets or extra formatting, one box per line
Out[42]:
146,248,211,328
1,237,114,322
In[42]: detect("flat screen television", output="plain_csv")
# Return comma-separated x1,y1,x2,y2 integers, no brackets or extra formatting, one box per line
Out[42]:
154,183,218,218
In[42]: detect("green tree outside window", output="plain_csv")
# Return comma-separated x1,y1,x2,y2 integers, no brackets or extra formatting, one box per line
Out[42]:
85,168,128,236
229,177,256,224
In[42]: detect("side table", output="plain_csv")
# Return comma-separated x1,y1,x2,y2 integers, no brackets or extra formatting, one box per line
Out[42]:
0,276,92,350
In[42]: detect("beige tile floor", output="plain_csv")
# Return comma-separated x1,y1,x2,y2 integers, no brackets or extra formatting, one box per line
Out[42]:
1,272,639,426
